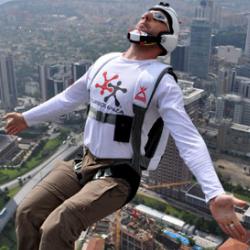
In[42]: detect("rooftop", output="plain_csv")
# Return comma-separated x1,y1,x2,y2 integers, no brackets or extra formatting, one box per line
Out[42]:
178,79,205,106
186,183,205,201
231,123,250,133
135,204,185,229
218,238,249,250
0,134,16,151
85,237,105,250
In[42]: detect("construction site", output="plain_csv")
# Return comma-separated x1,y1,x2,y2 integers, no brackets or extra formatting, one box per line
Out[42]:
72,180,250,250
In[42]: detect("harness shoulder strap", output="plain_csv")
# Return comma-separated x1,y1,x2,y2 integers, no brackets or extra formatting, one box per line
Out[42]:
131,66,178,173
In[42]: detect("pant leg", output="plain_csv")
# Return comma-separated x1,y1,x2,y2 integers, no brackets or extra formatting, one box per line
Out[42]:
39,177,130,250
16,160,81,250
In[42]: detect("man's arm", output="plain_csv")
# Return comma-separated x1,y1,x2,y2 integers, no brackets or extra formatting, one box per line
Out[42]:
156,74,249,243
3,69,91,134
23,72,90,127
157,75,224,201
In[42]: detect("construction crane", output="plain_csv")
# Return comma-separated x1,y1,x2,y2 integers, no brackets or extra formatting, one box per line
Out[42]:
141,180,191,190
114,209,121,250
114,180,191,250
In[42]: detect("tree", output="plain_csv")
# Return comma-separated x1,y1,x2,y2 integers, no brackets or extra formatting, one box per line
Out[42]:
188,237,196,247
0,246,10,250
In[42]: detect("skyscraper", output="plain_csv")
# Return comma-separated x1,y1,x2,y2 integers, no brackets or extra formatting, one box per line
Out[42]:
0,54,17,111
72,60,92,82
188,18,212,79
242,99,250,125
245,14,250,58
195,0,222,30
217,66,237,96
195,0,210,20
170,45,189,72
39,64,72,101
38,64,48,102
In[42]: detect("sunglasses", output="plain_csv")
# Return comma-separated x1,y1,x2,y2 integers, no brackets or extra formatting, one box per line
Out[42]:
150,11,169,26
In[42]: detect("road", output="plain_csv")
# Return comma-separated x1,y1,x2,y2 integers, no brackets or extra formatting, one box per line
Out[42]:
0,139,82,234
0,144,68,191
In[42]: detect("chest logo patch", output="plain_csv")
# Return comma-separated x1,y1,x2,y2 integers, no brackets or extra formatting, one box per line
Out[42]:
95,71,118,95
135,86,147,103
95,71,127,107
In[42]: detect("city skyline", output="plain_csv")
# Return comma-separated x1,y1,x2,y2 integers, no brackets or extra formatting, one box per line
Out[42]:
0,0,250,249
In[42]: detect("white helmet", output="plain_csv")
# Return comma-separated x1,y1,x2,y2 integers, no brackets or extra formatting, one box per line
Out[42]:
127,2,180,55
149,2,180,55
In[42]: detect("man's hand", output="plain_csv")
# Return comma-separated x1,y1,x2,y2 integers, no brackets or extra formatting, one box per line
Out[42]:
3,112,28,135
209,194,249,243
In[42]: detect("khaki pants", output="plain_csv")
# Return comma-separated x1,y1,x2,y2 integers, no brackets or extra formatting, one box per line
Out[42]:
16,151,131,250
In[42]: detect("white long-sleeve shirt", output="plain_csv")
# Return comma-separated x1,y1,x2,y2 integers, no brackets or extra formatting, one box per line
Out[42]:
23,53,225,202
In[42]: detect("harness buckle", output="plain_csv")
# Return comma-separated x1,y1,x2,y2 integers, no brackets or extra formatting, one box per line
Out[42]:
93,168,113,180
73,161,85,186
96,111,105,123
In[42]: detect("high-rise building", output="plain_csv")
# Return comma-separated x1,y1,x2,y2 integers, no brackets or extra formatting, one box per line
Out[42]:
242,99,250,125
245,14,250,58
214,92,250,126
195,0,222,29
38,64,48,101
217,122,250,158
234,103,243,123
215,97,225,121
188,18,212,79
170,45,189,72
39,64,72,101
216,46,242,64
72,60,92,82
235,76,250,98
149,81,205,196
0,54,17,111
39,61,92,102
230,68,237,93
217,66,238,96
195,0,211,20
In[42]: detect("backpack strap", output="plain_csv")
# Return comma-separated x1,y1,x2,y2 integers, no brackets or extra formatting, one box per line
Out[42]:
131,66,177,173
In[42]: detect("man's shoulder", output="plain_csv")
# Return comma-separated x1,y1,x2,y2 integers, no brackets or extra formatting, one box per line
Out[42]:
150,61,177,83
87,52,122,82
95,52,122,64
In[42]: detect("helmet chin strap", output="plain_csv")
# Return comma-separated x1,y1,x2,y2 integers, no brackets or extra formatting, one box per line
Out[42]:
127,29,160,46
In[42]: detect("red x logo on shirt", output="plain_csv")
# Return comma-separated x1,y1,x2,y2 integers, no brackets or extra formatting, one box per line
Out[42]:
135,87,147,103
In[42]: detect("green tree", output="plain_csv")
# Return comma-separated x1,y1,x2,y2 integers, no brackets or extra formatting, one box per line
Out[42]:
188,237,196,247
0,246,10,250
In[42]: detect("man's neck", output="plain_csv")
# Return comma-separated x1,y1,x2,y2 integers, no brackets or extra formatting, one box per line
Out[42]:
123,44,161,60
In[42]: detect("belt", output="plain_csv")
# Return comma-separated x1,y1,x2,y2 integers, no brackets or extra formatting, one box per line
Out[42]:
73,160,129,186
88,106,117,125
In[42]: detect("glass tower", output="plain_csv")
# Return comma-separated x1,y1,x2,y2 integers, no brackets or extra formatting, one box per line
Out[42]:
0,54,17,111
188,19,212,79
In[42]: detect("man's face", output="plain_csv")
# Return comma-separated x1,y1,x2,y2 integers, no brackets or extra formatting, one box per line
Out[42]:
135,10,170,37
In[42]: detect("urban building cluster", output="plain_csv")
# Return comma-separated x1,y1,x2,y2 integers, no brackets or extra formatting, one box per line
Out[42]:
0,58,91,166
74,203,250,250
0,0,250,249
169,1,250,162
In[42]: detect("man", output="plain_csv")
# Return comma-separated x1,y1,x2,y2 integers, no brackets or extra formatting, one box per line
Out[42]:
4,3,249,250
